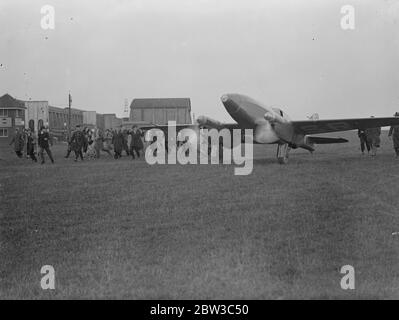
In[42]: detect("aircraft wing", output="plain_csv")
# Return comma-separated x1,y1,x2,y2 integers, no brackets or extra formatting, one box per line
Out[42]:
292,117,399,135
199,123,241,131
138,124,199,132
138,123,240,132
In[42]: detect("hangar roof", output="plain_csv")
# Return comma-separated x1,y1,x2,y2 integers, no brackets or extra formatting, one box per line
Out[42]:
130,98,191,110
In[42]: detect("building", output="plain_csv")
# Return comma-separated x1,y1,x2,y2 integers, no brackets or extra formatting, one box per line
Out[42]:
0,94,26,146
103,114,122,130
24,100,85,138
83,111,97,127
48,106,85,139
1,92,130,145
24,100,50,134
96,113,105,130
129,98,192,125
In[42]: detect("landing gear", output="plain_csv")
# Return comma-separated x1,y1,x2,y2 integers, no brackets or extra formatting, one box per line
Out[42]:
276,143,290,164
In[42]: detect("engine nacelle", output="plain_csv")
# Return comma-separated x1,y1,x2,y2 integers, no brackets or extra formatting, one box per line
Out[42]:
264,112,286,124
196,115,223,129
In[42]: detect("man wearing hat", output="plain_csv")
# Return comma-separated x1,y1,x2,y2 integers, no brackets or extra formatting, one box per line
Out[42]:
388,112,399,157
38,126,54,164
69,124,87,162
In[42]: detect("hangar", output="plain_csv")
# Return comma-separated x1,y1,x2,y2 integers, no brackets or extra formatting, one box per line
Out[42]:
129,98,192,125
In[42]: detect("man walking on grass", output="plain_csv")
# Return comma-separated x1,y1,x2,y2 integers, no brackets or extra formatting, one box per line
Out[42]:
69,124,86,162
38,126,54,164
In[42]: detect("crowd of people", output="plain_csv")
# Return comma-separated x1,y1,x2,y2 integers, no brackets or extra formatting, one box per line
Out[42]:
357,113,399,157
8,115,399,163
65,125,145,162
9,125,144,164
9,126,54,164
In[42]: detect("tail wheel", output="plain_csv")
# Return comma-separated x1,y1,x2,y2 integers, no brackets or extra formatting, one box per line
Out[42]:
277,155,288,164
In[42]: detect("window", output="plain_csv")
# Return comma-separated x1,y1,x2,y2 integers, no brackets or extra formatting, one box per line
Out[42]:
0,129,8,137
0,109,8,117
16,109,24,117
29,119,35,132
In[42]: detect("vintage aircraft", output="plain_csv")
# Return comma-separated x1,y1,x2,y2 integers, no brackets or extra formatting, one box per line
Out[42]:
141,93,399,164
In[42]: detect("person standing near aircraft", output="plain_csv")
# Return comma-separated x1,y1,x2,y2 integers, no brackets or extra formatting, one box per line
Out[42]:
358,129,370,155
388,112,399,157
38,126,54,164
365,120,381,157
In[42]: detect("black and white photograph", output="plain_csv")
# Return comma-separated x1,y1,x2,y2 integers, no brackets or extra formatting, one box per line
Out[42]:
1,0,399,304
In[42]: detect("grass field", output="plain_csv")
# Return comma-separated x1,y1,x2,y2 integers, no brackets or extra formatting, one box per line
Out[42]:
1,131,399,299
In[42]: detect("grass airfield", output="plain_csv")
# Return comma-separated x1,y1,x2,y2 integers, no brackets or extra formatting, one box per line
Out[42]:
1,130,399,299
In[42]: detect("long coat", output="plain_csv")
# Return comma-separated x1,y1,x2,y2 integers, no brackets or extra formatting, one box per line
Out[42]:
10,131,24,152
131,130,144,149
38,131,51,149
70,130,87,151
27,134,36,153
112,132,125,153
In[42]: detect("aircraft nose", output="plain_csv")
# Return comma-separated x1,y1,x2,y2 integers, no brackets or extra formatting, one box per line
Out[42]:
221,94,240,114
221,94,229,103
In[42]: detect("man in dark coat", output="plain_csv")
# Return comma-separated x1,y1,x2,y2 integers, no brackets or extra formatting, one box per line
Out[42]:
357,129,370,155
130,126,144,159
112,128,124,159
38,126,54,164
69,125,86,162
9,128,25,158
388,112,399,157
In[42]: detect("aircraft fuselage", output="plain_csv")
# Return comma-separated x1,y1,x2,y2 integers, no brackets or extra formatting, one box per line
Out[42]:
220,93,306,148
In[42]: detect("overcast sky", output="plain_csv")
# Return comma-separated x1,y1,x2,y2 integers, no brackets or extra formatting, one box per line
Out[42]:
1,0,399,121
